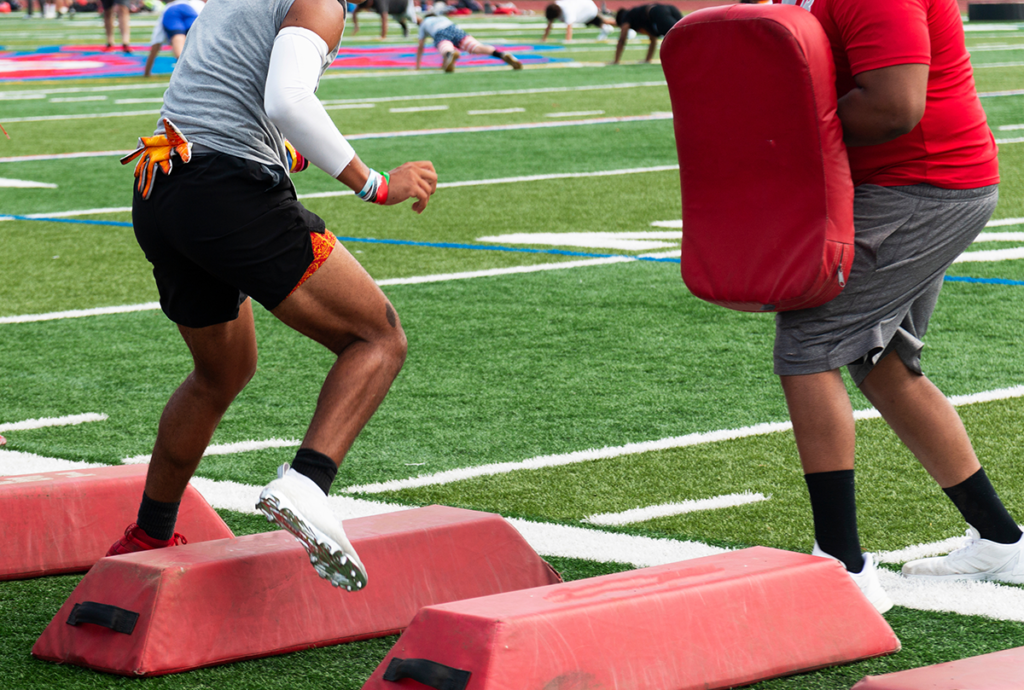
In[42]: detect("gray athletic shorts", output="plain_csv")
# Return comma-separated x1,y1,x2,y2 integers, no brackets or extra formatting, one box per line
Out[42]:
774,183,998,384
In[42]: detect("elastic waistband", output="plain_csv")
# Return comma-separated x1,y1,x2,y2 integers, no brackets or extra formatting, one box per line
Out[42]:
879,183,999,200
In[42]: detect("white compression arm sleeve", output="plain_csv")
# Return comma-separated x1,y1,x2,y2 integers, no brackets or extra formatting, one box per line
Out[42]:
265,26,355,178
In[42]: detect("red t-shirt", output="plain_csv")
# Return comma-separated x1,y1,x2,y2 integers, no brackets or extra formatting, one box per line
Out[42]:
779,0,998,188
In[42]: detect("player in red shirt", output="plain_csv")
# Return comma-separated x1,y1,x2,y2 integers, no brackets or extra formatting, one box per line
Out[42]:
775,0,1021,610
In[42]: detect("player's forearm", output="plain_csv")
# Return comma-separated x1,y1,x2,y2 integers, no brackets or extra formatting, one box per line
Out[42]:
614,35,626,63
143,44,161,77
836,63,928,147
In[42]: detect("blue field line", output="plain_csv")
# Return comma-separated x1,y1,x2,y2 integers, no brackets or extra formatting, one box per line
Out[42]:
7,214,1024,281
331,235,681,263
944,275,1024,286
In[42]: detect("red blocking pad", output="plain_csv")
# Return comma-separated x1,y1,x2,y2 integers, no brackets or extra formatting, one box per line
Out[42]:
0,465,233,580
32,506,562,676
662,4,854,312
362,547,900,690
852,646,1024,689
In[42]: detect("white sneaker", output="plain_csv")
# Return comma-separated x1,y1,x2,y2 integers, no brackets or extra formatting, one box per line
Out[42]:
597,25,610,40
812,543,893,614
257,463,368,591
442,50,458,73
902,526,1024,584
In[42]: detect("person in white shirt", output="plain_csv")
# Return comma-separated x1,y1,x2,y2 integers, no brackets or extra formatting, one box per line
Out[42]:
541,0,614,42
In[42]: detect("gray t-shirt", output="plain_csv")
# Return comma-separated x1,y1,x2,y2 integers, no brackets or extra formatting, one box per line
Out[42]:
157,0,340,170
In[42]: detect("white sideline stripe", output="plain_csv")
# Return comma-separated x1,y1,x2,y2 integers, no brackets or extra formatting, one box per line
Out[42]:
345,385,1024,494
389,105,449,113
0,109,162,124
121,438,299,465
376,257,634,286
546,110,604,118
345,422,796,494
468,108,525,115
295,166,679,200
0,258,634,324
115,98,165,105
324,103,376,110
50,96,107,103
0,178,57,189
644,217,1024,232
996,137,1024,145
877,534,970,564
0,302,160,324
999,123,1024,130
0,151,127,163
583,492,769,526
879,570,1024,623
974,232,1024,241
317,81,665,105
986,217,1024,227
2,450,1023,620
954,247,1024,263
343,113,672,141
0,413,107,433
0,82,666,126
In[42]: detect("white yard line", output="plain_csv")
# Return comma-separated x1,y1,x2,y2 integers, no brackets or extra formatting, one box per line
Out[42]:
546,110,604,117
468,108,525,115
954,247,1024,263
0,302,160,325
995,137,1024,145
389,105,449,113
121,438,300,465
344,385,1024,494
583,492,769,526
0,178,57,189
0,413,107,433
1,448,1022,620
0,81,664,124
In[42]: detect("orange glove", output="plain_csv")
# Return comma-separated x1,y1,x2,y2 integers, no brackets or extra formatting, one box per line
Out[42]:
120,118,193,200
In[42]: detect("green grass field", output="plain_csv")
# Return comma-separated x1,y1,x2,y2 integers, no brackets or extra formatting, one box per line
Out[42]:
3,10,1024,690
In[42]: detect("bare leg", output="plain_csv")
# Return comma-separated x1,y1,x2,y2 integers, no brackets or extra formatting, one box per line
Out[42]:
118,4,130,47
102,8,114,45
780,369,856,474
170,33,186,58
858,351,980,488
271,243,407,465
143,301,258,502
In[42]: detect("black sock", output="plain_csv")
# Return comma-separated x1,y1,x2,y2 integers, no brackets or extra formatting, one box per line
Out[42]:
804,470,865,573
492,49,505,58
291,448,338,496
943,467,1022,544
136,492,180,541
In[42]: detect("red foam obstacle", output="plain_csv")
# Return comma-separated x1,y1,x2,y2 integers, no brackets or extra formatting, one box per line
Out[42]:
852,646,1024,689
362,547,900,690
0,465,233,580
32,505,562,676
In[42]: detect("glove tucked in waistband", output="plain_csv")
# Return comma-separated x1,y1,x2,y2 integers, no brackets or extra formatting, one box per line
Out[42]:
120,117,193,200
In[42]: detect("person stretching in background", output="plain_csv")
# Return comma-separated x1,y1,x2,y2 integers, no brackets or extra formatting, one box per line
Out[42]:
613,3,681,64
143,0,206,78
541,0,614,42
416,9,522,72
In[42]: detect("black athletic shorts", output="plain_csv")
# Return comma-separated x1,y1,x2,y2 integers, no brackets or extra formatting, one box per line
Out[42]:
132,150,327,329
648,4,682,37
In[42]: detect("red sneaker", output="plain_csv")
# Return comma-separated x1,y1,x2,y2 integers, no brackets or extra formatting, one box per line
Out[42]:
105,523,187,557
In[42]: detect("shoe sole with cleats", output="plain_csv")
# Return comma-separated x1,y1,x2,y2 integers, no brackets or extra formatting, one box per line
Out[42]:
257,489,368,591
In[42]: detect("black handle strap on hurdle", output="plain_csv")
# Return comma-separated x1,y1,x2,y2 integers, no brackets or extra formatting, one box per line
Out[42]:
382,657,471,690
66,602,139,635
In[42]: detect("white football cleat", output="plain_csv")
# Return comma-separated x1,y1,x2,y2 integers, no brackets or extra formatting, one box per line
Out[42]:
812,543,893,614
257,463,368,591
442,50,459,73
902,527,1024,584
